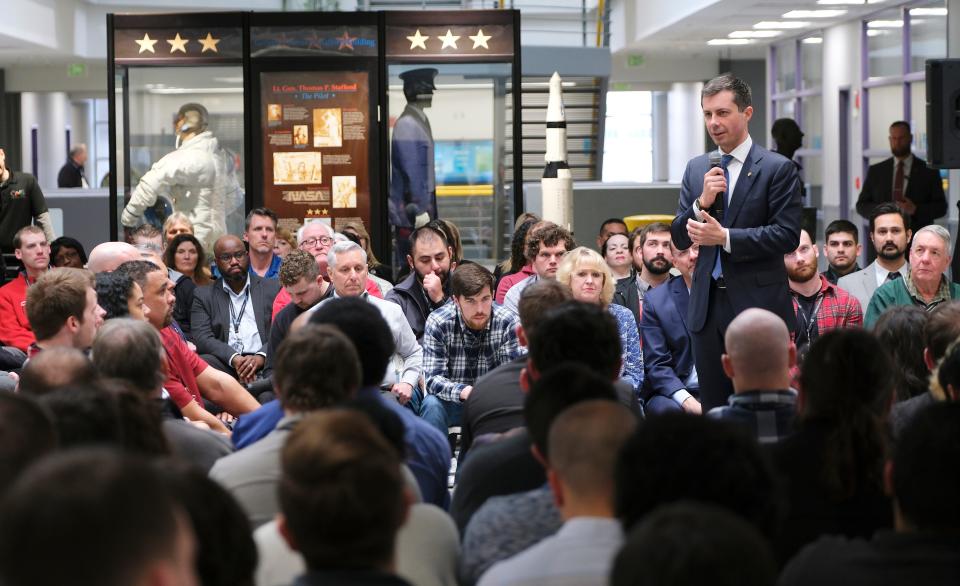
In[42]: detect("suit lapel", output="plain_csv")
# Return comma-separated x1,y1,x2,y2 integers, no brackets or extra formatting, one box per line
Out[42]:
724,144,761,226
214,281,231,334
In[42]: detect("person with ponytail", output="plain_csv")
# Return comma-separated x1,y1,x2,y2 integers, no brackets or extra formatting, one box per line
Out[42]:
770,328,894,564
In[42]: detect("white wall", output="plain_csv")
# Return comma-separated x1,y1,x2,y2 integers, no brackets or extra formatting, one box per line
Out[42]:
20,92,70,189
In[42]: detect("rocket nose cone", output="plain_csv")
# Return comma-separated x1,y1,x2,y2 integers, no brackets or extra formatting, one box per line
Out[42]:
547,72,565,121
550,71,562,85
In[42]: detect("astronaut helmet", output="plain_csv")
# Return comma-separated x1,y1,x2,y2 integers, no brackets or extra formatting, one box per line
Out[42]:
175,103,209,140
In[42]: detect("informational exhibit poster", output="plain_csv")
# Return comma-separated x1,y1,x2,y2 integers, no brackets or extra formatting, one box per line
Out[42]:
261,71,370,234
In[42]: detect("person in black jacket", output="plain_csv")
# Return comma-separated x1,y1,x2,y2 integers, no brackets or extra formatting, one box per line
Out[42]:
56,144,89,188
385,224,453,342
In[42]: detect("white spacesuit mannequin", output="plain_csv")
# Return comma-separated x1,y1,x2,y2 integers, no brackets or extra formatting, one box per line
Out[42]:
121,103,243,255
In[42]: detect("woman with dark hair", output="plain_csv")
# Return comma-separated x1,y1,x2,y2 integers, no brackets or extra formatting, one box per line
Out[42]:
94,272,149,321
494,216,539,303
873,305,931,401
771,328,894,563
49,236,87,269
163,233,210,337
164,233,211,287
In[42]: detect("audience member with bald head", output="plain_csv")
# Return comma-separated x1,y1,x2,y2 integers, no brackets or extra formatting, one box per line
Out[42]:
86,241,140,273
707,308,798,444
478,400,637,586
18,347,98,395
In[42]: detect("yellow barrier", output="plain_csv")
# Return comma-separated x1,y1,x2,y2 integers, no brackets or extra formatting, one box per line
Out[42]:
624,214,675,233
436,184,494,197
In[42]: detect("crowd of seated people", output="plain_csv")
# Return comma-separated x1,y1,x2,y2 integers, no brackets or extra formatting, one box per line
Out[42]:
1,205,960,586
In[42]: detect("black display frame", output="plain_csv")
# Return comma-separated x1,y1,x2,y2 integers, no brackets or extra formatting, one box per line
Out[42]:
107,9,523,267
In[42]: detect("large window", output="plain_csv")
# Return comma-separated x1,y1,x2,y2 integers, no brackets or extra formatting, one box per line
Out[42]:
861,1,946,172
602,91,653,183
770,34,823,210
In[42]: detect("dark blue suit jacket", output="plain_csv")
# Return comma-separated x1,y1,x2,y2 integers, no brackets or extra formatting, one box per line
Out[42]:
640,275,695,402
670,142,801,332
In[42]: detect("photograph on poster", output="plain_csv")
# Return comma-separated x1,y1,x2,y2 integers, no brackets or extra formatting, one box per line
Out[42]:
332,176,357,208
273,152,323,185
293,125,309,146
267,103,283,122
313,108,343,148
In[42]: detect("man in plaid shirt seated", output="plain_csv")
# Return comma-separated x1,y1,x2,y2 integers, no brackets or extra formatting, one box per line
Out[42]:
415,262,522,435
784,228,863,360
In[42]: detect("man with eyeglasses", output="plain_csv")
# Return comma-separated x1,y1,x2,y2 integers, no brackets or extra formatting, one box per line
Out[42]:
191,235,280,392
271,220,381,318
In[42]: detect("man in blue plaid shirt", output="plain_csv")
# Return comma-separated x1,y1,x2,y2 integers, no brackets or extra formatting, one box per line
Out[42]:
416,262,522,434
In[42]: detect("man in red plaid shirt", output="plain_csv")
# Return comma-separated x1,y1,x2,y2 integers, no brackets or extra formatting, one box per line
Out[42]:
784,229,863,359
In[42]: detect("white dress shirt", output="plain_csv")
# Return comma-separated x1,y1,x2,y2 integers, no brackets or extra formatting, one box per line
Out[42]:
694,135,753,253
222,277,261,356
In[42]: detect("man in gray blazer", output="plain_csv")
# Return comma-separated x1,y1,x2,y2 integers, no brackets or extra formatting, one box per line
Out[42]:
837,203,911,312
192,235,281,387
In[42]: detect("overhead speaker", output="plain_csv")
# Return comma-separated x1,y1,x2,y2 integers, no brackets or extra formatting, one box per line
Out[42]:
926,59,960,169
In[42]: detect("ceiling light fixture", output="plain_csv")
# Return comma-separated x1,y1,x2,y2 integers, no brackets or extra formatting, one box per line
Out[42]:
729,30,782,38
867,19,904,27
754,20,810,28
909,7,947,16
816,0,864,5
707,38,752,45
783,9,848,17
802,37,824,44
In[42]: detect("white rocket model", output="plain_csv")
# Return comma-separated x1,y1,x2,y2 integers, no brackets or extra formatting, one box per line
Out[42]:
540,72,574,233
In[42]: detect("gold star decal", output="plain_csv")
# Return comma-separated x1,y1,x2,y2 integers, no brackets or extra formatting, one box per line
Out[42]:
469,28,491,49
406,29,429,50
336,31,356,51
439,29,460,49
199,33,220,53
135,33,158,54
321,208,329,216
167,33,189,53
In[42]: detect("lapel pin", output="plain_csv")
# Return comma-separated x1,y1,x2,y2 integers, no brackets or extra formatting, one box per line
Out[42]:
747,171,753,177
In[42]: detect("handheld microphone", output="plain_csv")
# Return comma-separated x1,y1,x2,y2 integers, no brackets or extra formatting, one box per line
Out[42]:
708,150,725,223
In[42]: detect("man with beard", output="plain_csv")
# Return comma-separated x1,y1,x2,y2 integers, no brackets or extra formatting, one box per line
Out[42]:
503,222,575,316
839,203,911,312
865,225,960,327
822,220,862,285
191,235,280,386
420,263,521,434
785,229,862,359
614,223,673,326
640,241,700,415
386,224,454,342
856,121,946,236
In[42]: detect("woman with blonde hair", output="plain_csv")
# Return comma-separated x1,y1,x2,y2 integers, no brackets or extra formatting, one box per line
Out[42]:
273,226,298,258
162,212,194,248
556,246,644,391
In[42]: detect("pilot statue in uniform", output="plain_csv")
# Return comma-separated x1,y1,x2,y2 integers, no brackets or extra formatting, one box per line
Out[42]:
390,68,439,263
121,102,243,255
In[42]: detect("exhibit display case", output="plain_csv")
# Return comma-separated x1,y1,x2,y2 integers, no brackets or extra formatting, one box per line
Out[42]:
384,10,521,270
108,10,521,271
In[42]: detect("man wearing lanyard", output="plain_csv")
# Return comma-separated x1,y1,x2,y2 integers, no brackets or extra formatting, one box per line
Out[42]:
784,229,863,363
191,235,280,393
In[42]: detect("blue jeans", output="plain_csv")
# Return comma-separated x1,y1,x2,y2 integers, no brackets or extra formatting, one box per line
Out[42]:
408,387,463,435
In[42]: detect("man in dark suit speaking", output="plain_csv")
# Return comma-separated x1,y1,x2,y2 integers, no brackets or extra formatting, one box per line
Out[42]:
856,120,945,235
670,74,802,411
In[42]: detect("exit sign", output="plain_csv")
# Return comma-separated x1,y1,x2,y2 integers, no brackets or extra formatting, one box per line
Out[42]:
626,54,645,67
67,63,87,78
